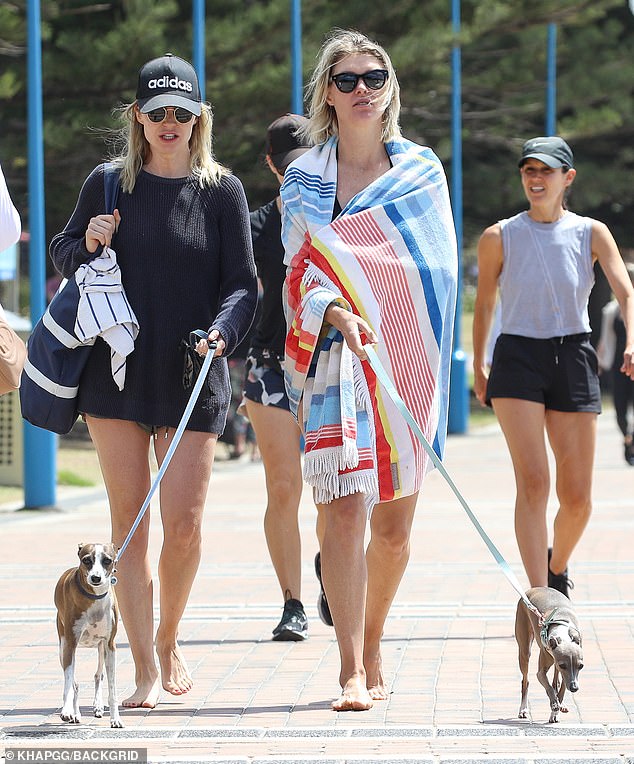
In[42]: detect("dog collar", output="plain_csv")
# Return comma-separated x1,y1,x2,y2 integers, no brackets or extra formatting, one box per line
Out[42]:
539,608,575,648
74,570,109,600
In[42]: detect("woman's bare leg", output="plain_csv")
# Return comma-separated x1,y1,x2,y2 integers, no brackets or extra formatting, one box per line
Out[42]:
492,398,550,587
153,429,216,695
364,493,418,699
86,417,160,708
245,400,303,600
318,493,373,711
545,410,596,574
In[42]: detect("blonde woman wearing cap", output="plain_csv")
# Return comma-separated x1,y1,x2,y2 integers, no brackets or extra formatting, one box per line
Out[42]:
473,136,634,598
281,30,457,710
242,115,311,641
50,54,257,708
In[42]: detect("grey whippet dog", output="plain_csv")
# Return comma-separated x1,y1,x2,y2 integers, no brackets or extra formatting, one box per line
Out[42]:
515,586,583,723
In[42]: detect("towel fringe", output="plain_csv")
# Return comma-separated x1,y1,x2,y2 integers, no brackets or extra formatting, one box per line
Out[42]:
303,441,359,479
311,468,378,506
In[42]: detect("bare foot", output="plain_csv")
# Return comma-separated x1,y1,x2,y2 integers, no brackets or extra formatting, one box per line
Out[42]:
332,675,373,711
156,639,193,695
364,647,388,700
122,676,160,708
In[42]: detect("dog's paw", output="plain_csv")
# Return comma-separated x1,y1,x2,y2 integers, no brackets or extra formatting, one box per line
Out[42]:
94,706,104,718
110,718,123,729
560,705,569,713
548,712,560,723
61,712,81,724
518,710,528,719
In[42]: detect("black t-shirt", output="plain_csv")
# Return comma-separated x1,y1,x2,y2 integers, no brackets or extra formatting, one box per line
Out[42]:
248,199,287,359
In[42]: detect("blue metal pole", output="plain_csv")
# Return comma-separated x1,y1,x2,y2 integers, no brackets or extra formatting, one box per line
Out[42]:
447,0,468,434
25,0,56,509
545,23,557,136
192,0,205,101
290,0,303,113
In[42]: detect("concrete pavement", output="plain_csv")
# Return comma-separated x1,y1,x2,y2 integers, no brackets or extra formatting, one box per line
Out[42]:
1,410,634,763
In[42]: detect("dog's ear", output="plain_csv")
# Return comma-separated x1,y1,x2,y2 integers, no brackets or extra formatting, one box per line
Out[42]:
77,543,84,555
569,627,581,645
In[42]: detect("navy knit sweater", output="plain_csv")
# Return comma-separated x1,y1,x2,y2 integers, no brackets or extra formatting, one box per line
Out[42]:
50,164,257,433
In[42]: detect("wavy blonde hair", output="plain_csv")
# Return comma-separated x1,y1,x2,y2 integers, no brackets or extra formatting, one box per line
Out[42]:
110,102,228,193
301,29,401,147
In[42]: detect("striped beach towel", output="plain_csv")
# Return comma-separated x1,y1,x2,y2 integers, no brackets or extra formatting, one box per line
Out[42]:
281,136,457,507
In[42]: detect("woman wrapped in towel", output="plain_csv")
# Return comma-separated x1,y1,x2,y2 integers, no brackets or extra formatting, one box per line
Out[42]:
281,29,458,711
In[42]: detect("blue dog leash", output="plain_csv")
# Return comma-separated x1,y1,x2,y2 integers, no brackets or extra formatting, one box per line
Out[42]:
112,334,217,577
364,344,543,620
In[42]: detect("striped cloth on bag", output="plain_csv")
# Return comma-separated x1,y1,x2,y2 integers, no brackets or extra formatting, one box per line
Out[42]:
74,246,139,390
281,136,458,507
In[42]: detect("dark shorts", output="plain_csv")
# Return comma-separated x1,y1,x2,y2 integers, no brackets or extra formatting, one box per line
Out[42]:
243,351,290,412
486,333,601,413
82,413,171,438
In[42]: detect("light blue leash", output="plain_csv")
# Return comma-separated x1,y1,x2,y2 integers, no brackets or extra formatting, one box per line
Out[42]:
364,344,542,619
112,336,217,577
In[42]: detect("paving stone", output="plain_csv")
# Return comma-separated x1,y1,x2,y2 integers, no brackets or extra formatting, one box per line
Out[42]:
524,724,607,736
349,726,434,737
1,415,633,761
436,725,524,736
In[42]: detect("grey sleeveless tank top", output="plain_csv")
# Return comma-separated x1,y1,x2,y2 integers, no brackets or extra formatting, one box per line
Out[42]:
499,211,594,339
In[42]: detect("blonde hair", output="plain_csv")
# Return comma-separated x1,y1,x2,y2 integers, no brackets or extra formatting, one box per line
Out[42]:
301,28,401,146
110,103,228,193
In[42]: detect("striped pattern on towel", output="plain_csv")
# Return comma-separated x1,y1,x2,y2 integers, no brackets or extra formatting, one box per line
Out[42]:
281,136,457,506
75,246,139,390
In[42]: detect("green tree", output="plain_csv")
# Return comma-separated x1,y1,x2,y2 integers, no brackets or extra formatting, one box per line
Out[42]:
1,0,632,308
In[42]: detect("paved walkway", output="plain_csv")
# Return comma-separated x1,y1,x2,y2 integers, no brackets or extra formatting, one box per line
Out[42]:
1,411,634,763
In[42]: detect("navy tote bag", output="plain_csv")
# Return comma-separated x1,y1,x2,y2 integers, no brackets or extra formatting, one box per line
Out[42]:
20,164,120,434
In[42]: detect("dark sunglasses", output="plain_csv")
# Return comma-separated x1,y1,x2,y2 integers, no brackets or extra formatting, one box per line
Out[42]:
330,69,388,94
146,106,194,123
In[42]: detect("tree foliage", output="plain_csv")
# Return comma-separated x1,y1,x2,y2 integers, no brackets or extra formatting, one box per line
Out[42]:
1,0,632,292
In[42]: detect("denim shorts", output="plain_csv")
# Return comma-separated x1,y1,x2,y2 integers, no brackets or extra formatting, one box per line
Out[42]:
486,333,601,413
242,351,290,411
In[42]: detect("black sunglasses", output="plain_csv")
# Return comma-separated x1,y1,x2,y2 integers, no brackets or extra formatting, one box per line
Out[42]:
146,106,194,123
330,69,388,94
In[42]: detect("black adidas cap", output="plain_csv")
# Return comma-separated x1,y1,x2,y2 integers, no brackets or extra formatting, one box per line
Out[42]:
136,54,202,116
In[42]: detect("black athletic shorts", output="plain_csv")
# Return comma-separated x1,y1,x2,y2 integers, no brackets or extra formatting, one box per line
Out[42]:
486,333,601,413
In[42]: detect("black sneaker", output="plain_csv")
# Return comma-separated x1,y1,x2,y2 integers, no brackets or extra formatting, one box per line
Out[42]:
272,598,308,641
625,441,634,466
314,551,333,627
548,548,574,599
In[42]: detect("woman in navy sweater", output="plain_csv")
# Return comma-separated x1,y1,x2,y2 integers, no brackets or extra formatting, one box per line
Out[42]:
50,54,257,709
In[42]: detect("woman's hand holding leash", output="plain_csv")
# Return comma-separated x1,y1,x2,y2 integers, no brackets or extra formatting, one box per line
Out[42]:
195,329,225,358
325,303,377,361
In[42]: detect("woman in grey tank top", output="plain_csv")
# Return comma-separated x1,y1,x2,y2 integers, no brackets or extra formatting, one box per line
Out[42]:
472,136,634,598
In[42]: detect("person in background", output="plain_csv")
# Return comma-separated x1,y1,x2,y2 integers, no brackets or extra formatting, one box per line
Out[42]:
242,114,311,641
598,262,634,466
473,136,634,598
281,30,457,710
0,161,21,254
50,54,257,709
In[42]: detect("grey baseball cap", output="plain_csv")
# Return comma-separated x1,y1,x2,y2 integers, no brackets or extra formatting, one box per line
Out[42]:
518,136,574,169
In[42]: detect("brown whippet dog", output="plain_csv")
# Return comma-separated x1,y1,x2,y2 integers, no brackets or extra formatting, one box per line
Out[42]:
54,542,122,727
